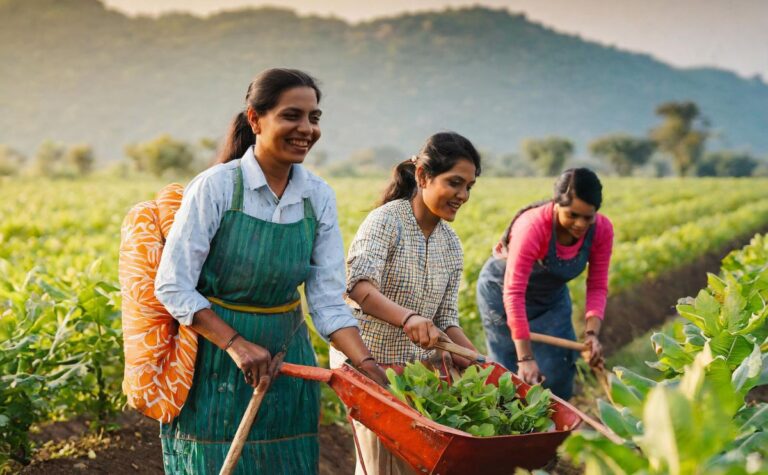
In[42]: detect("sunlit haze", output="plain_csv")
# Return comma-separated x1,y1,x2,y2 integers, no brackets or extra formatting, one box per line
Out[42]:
101,0,768,79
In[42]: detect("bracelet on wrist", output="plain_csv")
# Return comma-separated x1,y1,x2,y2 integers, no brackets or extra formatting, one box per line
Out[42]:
585,330,598,338
355,355,377,368
517,354,535,363
401,311,419,328
223,332,241,350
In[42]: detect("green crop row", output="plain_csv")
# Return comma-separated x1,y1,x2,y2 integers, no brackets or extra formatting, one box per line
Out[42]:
562,233,768,474
2,177,768,470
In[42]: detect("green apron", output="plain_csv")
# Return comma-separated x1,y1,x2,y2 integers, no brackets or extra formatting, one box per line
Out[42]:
161,165,321,474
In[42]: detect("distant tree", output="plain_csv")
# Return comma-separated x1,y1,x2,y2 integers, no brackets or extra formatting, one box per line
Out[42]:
522,137,573,176
650,101,708,176
65,144,95,176
697,151,759,177
0,145,26,176
32,140,67,177
125,134,195,177
327,146,405,176
589,134,656,176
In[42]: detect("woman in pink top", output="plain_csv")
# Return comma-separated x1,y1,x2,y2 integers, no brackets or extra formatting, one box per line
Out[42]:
476,168,613,399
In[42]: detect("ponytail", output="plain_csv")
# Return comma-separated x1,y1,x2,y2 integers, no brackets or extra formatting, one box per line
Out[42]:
379,132,481,207
499,199,551,251
379,159,417,205
214,68,322,165
215,111,255,164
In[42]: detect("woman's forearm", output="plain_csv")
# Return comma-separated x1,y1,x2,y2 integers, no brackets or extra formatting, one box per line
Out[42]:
513,339,534,359
328,327,373,365
584,315,602,336
444,326,477,351
190,307,238,349
348,280,413,327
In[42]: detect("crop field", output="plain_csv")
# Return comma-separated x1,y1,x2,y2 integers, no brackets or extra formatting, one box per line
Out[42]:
2,175,768,472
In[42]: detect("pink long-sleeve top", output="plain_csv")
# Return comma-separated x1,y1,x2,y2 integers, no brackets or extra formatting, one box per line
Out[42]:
493,202,614,340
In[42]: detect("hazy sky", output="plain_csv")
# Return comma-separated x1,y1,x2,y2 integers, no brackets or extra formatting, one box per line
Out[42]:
102,0,768,79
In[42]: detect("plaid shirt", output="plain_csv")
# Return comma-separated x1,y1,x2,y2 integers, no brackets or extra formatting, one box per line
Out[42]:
346,199,463,364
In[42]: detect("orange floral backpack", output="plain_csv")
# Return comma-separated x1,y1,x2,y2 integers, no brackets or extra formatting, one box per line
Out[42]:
119,184,198,422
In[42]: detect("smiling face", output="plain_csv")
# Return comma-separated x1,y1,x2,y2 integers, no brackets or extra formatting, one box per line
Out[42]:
249,86,321,166
555,197,596,240
417,158,477,222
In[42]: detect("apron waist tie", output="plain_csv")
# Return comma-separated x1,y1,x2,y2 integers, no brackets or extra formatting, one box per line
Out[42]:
207,296,301,314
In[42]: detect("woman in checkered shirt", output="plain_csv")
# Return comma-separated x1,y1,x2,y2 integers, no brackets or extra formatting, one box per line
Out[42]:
334,132,481,474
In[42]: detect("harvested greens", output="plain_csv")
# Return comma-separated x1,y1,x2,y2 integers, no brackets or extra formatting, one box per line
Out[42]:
386,363,555,437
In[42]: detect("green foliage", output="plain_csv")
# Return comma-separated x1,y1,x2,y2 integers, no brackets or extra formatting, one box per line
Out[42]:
124,134,196,177
589,134,656,176
31,140,67,178
324,146,405,177
64,144,95,176
697,151,760,177
4,177,768,470
0,146,25,177
522,137,573,176
386,362,554,436
564,233,768,474
651,102,709,177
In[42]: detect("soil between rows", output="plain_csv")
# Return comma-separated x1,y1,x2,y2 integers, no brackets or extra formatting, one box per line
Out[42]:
18,228,768,474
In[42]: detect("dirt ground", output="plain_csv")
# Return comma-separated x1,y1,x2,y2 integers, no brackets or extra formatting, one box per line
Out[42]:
19,411,355,475
15,230,765,475
601,227,768,356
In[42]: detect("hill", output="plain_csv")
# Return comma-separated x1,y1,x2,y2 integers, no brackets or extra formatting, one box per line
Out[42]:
1,0,767,162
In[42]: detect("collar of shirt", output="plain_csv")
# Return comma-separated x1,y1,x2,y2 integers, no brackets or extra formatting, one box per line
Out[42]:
240,145,309,209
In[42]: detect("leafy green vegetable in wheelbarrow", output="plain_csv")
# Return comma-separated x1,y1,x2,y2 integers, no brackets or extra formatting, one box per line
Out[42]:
386,363,555,437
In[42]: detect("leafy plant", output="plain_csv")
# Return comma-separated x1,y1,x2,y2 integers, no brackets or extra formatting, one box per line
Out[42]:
386,362,554,436
563,233,768,474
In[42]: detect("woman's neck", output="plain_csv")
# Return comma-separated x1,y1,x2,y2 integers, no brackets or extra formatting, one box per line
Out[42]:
553,212,578,246
410,192,440,239
253,149,291,198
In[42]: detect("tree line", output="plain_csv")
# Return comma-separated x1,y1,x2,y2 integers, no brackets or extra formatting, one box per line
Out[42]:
0,101,764,179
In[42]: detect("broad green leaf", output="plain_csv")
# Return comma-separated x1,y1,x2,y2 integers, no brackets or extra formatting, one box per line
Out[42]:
562,431,647,475
609,375,643,417
736,404,768,435
707,273,727,297
597,399,635,439
613,366,657,398
731,344,763,394
722,274,747,331
639,387,685,474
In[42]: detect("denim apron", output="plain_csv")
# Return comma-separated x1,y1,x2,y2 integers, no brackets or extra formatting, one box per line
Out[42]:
160,166,321,474
477,215,595,399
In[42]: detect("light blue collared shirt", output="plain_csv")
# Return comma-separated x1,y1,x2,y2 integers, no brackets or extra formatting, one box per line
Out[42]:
155,146,358,340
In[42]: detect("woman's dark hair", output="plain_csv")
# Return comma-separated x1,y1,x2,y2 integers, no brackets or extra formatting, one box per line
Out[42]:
379,132,482,206
215,68,322,164
500,167,603,248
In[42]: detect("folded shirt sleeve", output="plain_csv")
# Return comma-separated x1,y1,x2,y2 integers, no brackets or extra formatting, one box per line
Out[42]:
346,208,399,293
305,187,359,340
155,173,226,326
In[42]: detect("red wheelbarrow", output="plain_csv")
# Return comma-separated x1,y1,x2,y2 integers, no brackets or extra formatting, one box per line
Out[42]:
281,361,582,474
217,357,575,475
220,341,619,475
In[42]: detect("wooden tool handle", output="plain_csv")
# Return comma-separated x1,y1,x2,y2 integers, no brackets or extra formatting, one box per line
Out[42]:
219,352,286,475
529,332,587,352
433,340,486,364
556,398,625,445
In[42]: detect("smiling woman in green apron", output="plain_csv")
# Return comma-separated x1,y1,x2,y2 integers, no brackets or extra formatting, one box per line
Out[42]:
155,68,387,475
476,168,614,400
